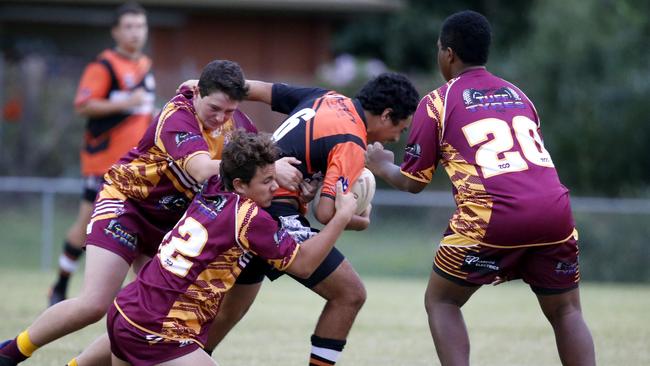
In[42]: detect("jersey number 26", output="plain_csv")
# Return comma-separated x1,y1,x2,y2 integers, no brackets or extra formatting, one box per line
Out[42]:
462,115,554,178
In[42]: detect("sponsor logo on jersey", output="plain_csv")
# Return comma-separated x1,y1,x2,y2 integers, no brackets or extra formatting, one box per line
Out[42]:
462,255,499,271
273,228,291,246
104,220,137,251
159,195,190,213
462,87,526,112
337,176,350,192
405,143,422,159
145,334,163,344
555,260,578,275
175,132,202,147
196,195,227,220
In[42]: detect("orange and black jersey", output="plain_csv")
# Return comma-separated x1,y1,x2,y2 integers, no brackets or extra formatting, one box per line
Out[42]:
76,48,155,176
271,84,368,202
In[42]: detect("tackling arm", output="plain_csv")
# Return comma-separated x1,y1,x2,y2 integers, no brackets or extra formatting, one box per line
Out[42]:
366,142,427,193
245,80,273,105
185,153,221,183
314,196,370,231
286,182,356,278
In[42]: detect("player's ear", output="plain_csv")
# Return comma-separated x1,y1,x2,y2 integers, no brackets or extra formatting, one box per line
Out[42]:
232,178,247,196
381,108,393,124
446,46,457,64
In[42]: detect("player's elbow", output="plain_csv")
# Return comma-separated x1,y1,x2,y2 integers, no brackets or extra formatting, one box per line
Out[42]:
405,180,427,194
191,168,214,183
314,209,334,226
406,185,425,194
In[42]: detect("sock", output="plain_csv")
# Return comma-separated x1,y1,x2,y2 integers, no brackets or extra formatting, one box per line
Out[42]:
309,335,346,366
66,357,79,366
53,241,84,293
0,331,38,362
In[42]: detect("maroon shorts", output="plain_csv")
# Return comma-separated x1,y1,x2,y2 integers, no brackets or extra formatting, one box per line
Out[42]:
433,231,580,294
107,304,202,366
85,187,169,265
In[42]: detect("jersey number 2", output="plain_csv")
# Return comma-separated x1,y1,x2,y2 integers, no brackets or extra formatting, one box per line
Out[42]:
462,116,554,178
159,216,207,278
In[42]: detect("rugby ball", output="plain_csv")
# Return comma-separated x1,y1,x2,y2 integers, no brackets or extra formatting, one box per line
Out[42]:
311,168,376,215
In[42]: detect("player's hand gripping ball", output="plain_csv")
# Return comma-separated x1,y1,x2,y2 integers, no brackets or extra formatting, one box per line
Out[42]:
312,168,376,215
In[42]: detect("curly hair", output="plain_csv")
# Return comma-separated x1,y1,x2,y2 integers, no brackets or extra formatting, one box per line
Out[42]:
355,72,419,125
198,60,249,101
440,10,491,66
220,130,279,191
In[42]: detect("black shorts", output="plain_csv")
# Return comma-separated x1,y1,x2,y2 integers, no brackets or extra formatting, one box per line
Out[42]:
236,201,345,288
82,175,105,202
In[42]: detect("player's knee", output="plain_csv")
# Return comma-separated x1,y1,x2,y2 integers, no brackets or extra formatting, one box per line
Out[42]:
336,281,367,310
543,301,582,325
424,292,464,315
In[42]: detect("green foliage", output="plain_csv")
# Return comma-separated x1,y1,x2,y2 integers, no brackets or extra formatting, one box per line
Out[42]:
501,0,650,196
333,0,650,197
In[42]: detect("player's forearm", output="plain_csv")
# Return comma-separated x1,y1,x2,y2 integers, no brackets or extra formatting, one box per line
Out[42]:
373,162,424,193
76,98,136,118
186,154,221,183
245,80,273,104
288,213,349,278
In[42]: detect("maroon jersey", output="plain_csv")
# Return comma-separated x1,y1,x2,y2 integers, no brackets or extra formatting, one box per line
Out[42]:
114,177,299,347
104,86,257,227
401,68,574,247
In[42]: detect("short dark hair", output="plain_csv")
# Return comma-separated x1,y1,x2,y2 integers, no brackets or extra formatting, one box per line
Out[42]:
198,60,249,101
440,10,491,66
220,130,279,191
112,2,146,27
354,72,419,124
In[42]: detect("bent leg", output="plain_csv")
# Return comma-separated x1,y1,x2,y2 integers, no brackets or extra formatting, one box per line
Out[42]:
28,245,130,346
536,288,595,366
310,260,366,339
424,270,480,366
302,260,366,365
49,200,95,305
111,352,131,366
65,200,94,246
204,282,263,352
74,333,111,366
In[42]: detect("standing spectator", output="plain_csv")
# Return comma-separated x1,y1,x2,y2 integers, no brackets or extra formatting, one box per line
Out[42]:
49,1,155,306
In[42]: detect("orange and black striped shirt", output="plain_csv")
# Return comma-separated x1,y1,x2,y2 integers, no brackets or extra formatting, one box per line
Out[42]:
270,84,367,205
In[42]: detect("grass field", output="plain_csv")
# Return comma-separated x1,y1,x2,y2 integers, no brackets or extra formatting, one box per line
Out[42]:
0,269,648,365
